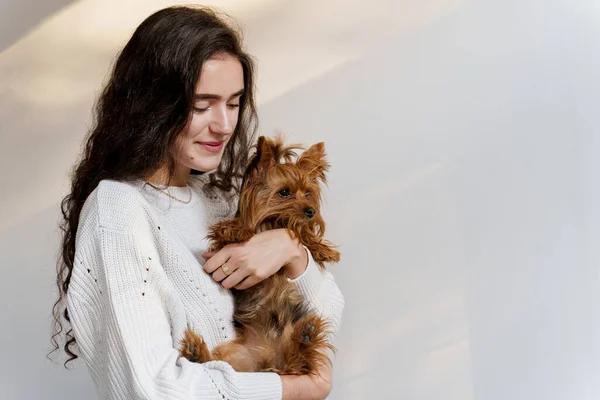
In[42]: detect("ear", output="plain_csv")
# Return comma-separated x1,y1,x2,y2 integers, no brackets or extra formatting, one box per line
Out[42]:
256,136,277,169
296,142,329,183
243,136,276,183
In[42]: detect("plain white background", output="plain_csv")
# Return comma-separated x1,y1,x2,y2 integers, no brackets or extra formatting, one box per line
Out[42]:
1,0,599,399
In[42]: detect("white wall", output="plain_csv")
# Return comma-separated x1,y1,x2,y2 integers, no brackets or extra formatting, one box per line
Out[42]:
1,0,600,399
258,1,600,399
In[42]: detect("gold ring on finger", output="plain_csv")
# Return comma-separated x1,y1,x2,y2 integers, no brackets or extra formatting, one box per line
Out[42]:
221,263,232,276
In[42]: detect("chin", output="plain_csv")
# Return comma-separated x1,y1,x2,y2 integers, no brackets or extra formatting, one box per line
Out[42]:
191,164,218,173
184,147,226,174
190,158,223,173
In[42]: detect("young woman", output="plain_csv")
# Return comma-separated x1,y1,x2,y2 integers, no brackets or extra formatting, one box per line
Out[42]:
51,5,344,400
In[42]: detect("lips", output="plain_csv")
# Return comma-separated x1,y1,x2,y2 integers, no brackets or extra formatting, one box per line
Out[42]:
198,141,224,153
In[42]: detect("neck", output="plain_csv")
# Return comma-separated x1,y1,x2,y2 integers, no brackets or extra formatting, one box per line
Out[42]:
146,164,190,187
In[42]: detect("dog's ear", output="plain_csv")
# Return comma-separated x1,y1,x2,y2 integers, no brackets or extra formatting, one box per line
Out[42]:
256,136,277,168
296,142,329,183
244,136,276,180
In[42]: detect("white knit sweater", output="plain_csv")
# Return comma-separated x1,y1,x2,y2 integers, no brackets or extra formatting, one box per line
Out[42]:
66,174,345,400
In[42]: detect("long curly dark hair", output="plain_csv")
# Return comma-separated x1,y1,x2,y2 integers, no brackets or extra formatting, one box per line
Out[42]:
50,5,258,366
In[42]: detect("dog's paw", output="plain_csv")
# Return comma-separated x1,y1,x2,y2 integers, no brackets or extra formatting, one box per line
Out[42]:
208,219,254,245
300,322,317,343
232,227,255,243
294,315,326,346
312,242,341,266
179,329,212,363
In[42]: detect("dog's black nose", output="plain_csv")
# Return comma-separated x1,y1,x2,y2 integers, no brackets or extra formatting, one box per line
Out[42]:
304,207,315,219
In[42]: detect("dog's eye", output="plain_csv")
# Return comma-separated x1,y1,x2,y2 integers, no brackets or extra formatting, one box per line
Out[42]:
278,189,291,198
305,191,310,197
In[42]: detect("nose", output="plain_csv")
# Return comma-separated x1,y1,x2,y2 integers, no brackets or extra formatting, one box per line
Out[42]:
304,207,315,219
210,105,235,135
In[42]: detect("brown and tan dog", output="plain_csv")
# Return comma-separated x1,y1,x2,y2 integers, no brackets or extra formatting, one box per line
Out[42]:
179,136,340,375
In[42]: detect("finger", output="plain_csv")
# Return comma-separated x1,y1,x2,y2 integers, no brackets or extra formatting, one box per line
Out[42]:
221,268,249,289
202,251,216,259
234,275,261,290
204,249,231,274
211,261,237,282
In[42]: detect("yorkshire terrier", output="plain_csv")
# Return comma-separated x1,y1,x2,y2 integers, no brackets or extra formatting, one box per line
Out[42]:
179,136,340,375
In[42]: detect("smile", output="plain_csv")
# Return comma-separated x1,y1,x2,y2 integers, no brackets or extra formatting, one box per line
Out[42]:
198,141,224,153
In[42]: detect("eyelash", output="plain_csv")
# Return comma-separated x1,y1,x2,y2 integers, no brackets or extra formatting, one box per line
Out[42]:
194,104,240,113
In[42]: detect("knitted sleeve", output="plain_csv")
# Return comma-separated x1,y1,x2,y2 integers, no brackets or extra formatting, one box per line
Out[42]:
287,248,345,337
67,224,282,400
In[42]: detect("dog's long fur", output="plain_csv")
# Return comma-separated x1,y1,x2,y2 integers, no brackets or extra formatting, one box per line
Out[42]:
179,136,340,375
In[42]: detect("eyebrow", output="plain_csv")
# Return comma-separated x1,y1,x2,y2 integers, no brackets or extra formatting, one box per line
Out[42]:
194,88,245,101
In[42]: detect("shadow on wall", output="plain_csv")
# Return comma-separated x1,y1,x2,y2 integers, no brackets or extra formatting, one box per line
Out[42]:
0,203,95,399
0,0,78,52
0,0,467,233
1,0,487,399
259,0,600,399
1,0,475,398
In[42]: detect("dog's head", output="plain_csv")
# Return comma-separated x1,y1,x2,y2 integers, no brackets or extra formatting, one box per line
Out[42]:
239,136,329,239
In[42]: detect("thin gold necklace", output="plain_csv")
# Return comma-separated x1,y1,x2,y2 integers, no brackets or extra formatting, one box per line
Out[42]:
145,182,193,204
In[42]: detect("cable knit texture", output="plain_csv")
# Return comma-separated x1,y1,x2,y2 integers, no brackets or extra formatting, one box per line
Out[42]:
66,174,345,400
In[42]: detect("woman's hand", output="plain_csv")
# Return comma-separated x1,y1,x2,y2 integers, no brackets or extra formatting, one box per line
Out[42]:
281,361,333,400
202,228,309,290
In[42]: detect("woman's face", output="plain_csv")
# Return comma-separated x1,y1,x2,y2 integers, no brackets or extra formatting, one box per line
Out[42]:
174,53,244,178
